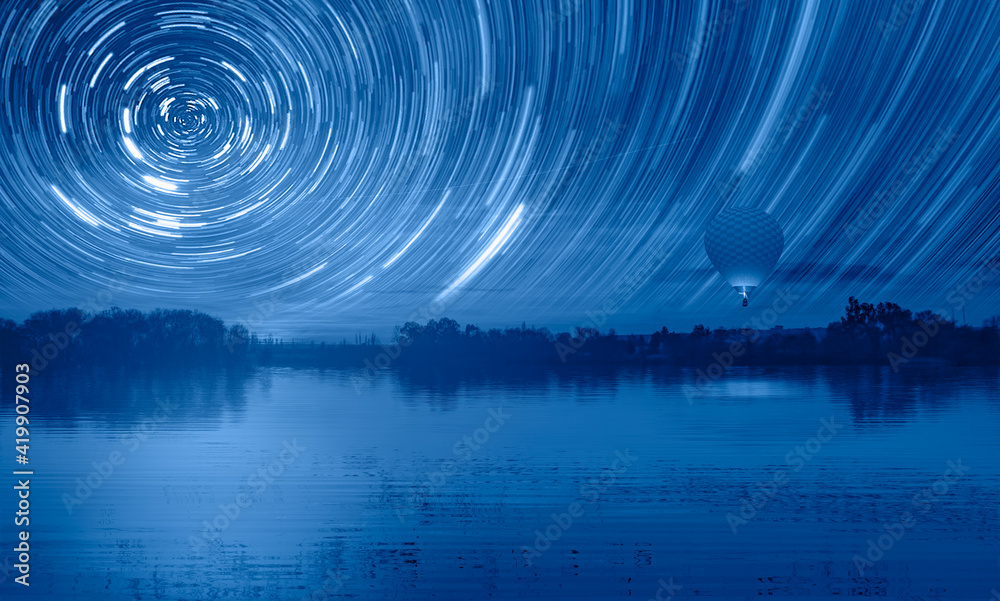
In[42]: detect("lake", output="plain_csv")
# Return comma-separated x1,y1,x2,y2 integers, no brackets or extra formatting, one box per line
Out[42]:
1,365,998,599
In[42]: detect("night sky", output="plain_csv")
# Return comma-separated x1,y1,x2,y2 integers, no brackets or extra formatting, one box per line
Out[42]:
1,0,998,340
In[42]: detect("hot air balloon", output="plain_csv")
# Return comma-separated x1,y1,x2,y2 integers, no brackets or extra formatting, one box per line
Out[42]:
704,207,784,306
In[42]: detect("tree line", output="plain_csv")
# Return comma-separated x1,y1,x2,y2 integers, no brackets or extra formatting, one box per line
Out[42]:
377,298,999,368
1,298,997,372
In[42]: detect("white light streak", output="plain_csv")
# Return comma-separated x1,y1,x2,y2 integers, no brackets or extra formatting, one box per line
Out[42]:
280,112,291,150
384,194,448,268
345,275,372,293
124,69,144,91
221,61,247,82
88,21,125,56
90,53,113,88
247,144,270,173
143,175,178,191
52,185,99,227
151,76,170,91
437,203,525,301
58,85,67,133
128,222,181,238
124,56,174,91
260,262,328,294
124,137,142,159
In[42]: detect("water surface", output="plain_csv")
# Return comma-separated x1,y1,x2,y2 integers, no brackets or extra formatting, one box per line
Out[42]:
1,365,998,599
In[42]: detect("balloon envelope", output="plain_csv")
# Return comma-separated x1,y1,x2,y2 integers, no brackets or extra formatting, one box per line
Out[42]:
704,207,784,300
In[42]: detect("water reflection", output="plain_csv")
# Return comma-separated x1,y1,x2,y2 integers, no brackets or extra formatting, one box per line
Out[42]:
0,365,997,599
1,365,255,426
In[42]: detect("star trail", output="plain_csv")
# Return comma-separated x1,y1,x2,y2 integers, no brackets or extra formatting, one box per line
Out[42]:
1,0,998,338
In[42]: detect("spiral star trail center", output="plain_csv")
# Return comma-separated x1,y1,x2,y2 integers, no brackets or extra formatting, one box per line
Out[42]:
0,1,998,338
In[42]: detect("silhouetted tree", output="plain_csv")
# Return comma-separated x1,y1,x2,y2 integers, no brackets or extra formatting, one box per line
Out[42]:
4,299,999,372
